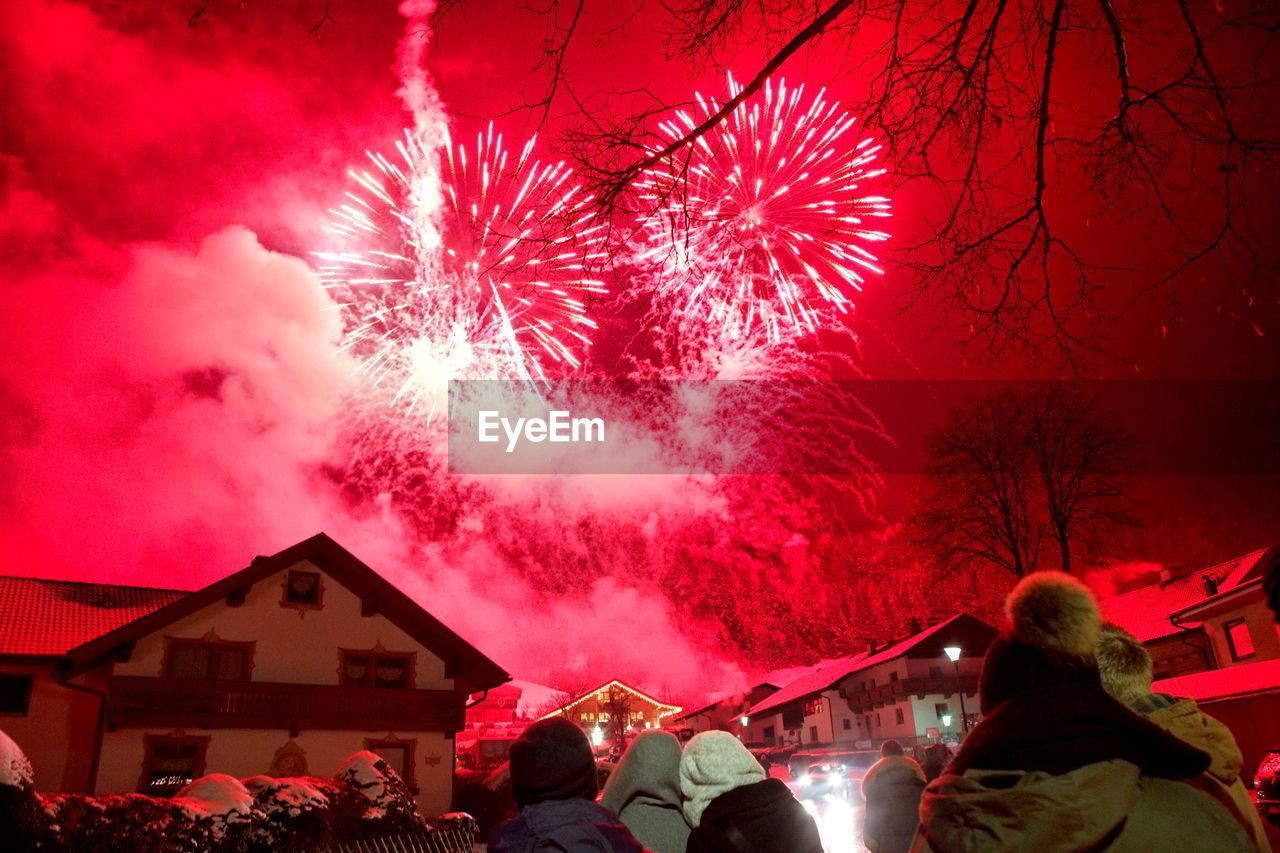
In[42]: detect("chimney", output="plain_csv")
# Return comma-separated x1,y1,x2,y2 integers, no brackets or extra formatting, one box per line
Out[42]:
1202,575,1219,597
864,638,878,655
1159,565,1187,587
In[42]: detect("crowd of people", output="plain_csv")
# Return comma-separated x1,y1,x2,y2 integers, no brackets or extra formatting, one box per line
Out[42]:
488,571,1274,852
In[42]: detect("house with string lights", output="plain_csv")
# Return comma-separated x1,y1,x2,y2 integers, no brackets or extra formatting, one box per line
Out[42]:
538,680,682,746
0,533,509,816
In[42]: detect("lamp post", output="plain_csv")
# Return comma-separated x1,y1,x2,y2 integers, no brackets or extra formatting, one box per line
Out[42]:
944,646,969,735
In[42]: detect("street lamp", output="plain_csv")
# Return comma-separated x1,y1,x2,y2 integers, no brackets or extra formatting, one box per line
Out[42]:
940,713,952,729
943,646,969,735
591,725,604,747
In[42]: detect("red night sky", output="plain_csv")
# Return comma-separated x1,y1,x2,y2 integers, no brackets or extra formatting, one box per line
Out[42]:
1,0,1277,694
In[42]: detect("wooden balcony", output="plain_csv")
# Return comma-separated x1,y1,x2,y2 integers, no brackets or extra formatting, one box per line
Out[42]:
844,675,979,712
107,675,466,732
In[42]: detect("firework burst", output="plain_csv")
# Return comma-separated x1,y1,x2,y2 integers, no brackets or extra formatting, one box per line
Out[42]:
315,124,607,413
636,75,891,343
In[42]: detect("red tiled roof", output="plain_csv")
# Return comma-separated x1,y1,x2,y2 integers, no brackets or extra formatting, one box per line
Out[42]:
0,576,186,657
1099,549,1268,643
1153,658,1280,703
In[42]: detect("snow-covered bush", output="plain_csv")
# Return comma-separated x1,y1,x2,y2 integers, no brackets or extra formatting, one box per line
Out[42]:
0,729,472,851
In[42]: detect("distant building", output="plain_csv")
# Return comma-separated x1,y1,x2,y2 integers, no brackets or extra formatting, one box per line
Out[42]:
747,614,997,748
1100,545,1279,678
538,679,682,742
1103,545,1280,781
673,666,812,739
0,534,510,816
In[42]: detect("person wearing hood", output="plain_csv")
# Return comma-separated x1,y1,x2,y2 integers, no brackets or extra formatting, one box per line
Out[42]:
1096,622,1272,852
862,740,925,853
913,571,1255,853
861,739,926,853
680,730,823,853
600,730,691,853
490,717,649,853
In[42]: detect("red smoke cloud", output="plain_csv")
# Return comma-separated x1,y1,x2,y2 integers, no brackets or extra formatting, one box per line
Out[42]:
0,0,753,698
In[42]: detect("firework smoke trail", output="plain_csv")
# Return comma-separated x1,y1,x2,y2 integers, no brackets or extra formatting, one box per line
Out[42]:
314,125,608,417
636,75,892,344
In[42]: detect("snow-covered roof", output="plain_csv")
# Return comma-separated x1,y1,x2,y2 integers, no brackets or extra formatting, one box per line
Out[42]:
537,679,683,720
746,613,997,719
0,575,185,657
1153,658,1280,703
746,654,868,719
1099,548,1269,643
509,679,562,717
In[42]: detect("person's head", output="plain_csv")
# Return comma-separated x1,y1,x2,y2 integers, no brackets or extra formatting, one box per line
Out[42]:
1094,623,1154,706
679,731,765,827
881,739,904,757
980,571,1103,714
600,729,684,813
508,717,598,808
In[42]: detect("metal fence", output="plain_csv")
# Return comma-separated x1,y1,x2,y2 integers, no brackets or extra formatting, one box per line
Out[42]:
322,815,478,852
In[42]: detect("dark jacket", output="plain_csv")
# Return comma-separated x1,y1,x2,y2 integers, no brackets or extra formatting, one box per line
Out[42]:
686,778,822,853
489,797,649,853
861,755,925,853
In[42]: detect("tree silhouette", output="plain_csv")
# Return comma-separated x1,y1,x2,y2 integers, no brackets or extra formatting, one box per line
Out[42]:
912,385,1133,577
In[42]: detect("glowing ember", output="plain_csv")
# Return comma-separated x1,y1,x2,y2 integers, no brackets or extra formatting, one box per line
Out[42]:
315,124,607,413
636,75,892,343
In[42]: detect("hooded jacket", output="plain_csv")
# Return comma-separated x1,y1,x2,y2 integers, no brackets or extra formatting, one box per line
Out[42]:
680,731,822,853
679,731,767,829
489,797,650,853
913,685,1254,853
861,755,926,853
600,731,691,853
686,778,824,853
913,759,1253,853
1146,695,1272,852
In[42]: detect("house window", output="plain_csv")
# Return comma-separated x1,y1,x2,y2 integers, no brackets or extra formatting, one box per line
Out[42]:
929,666,943,679
1225,620,1256,661
889,672,899,682
935,702,949,718
139,735,208,796
366,737,416,791
842,718,852,731
165,639,252,681
809,725,818,742
0,674,33,715
341,650,413,688
865,715,873,730
804,698,825,716
895,708,905,725
281,570,323,609
763,725,776,740
875,712,881,726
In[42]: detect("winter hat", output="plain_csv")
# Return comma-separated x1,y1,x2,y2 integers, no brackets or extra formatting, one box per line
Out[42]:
979,571,1103,713
679,731,766,828
509,717,598,808
1094,623,1155,706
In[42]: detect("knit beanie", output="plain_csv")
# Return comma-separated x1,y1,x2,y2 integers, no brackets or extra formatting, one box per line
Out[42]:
679,731,765,828
509,717,598,808
979,571,1103,714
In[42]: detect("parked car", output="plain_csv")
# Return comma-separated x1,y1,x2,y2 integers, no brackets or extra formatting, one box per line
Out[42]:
1255,748,1280,824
